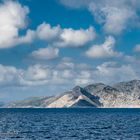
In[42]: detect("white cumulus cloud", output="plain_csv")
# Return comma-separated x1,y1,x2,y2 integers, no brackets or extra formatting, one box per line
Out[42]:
36,22,61,41
31,47,59,60
134,44,140,52
27,23,96,48
0,0,29,48
95,62,137,83
56,26,96,47
85,36,122,58
89,1,137,35
0,59,139,88
60,0,140,35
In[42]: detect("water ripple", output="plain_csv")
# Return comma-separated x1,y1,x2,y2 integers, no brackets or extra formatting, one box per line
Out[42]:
0,108,139,140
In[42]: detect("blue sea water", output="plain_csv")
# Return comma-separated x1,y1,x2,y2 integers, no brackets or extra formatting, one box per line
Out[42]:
0,109,140,140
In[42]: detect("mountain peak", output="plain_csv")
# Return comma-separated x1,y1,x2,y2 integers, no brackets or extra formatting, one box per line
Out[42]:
72,86,82,93
72,86,83,97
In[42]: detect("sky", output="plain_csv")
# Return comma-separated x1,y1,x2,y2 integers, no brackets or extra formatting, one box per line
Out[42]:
0,0,140,101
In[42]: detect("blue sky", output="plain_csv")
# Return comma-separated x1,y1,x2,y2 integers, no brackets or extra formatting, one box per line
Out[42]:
0,0,140,101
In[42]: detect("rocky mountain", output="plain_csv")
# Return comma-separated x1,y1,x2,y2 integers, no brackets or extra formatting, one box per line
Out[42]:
5,80,140,108
6,86,102,108
85,80,140,108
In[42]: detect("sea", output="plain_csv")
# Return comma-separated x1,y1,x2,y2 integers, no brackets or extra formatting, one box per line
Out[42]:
0,108,140,140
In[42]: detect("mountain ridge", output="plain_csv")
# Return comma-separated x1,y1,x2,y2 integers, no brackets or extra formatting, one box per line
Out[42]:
5,80,140,108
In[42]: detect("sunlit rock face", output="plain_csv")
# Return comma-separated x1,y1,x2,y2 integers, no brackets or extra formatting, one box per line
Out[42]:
5,80,140,108
85,80,140,108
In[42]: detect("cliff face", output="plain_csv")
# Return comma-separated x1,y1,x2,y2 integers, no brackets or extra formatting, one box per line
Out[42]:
6,80,140,108
85,80,140,108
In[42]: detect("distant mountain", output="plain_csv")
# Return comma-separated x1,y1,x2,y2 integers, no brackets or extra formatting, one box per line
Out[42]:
5,80,140,108
0,102,5,107
6,86,102,108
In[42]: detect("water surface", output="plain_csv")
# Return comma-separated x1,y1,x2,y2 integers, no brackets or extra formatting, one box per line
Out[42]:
0,108,140,140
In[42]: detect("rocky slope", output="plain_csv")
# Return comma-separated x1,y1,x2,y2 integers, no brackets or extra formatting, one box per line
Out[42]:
85,80,140,108
5,80,140,108
6,86,102,108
